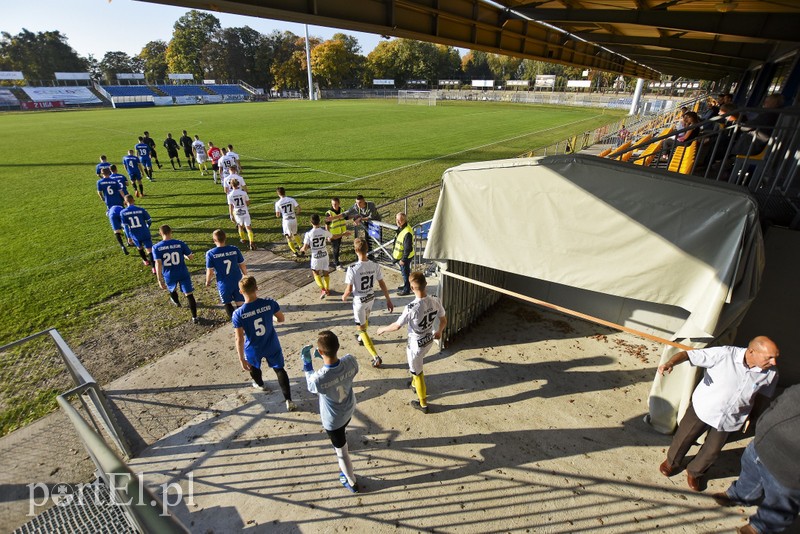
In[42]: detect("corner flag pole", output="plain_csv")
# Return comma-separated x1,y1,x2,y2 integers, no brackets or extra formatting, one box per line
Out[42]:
439,270,694,351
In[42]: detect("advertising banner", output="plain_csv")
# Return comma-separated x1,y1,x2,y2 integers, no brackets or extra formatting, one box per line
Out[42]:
20,101,64,109
22,87,100,104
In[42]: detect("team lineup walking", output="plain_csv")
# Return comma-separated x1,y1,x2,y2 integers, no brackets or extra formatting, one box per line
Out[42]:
93,130,435,493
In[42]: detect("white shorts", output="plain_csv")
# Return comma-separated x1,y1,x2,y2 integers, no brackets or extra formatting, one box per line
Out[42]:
234,212,251,227
406,333,435,374
310,250,329,272
352,293,375,326
282,218,297,236
196,153,208,163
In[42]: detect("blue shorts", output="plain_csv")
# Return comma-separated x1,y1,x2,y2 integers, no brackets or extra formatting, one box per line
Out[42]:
218,284,244,304
140,156,152,168
132,234,153,249
108,209,123,231
129,173,142,182
167,277,194,294
246,349,284,370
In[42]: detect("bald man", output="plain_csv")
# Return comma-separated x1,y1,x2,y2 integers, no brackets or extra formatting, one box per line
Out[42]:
657,336,780,492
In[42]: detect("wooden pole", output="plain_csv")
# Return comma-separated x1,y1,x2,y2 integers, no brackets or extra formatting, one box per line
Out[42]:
440,270,694,351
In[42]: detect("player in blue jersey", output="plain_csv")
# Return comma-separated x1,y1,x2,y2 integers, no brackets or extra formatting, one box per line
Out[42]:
123,150,145,197
152,225,198,324
108,164,129,196
302,330,360,493
135,136,154,181
120,195,155,271
232,276,297,412
205,229,247,319
106,205,130,255
97,167,124,209
96,155,111,178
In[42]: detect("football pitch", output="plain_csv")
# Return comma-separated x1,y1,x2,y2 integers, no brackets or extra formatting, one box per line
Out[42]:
0,99,622,347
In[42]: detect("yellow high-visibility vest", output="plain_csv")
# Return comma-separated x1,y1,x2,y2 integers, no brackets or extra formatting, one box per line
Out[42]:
326,209,347,236
392,225,415,260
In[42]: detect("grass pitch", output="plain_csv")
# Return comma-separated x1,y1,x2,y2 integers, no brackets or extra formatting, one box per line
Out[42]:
0,99,621,346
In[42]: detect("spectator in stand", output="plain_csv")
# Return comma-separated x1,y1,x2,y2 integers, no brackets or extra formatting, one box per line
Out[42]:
733,93,784,157
663,111,700,157
179,130,195,170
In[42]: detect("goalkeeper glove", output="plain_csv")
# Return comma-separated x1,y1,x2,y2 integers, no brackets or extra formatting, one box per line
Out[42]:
300,345,314,372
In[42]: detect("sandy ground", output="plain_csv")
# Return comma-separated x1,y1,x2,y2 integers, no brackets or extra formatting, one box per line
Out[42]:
3,252,793,533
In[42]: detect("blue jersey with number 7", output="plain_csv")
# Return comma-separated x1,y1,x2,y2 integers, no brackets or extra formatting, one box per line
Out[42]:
232,298,282,362
206,245,244,292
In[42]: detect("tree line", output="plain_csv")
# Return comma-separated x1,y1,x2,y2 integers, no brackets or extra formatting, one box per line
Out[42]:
2,10,633,91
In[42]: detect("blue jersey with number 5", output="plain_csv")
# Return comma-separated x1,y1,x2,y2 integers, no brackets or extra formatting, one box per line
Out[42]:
232,298,282,361
152,239,192,284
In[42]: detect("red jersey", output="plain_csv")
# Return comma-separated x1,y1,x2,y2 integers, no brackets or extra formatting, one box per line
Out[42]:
207,147,222,163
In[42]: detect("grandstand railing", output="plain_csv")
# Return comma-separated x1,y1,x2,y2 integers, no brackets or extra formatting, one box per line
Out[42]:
596,105,800,228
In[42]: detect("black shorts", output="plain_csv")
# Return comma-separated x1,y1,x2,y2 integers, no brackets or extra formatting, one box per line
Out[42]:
211,162,219,171
167,149,179,158
325,418,350,448
183,147,193,157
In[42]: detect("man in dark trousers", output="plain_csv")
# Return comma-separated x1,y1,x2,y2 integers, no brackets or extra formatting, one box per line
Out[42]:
392,212,414,296
179,130,195,169
712,384,800,534
163,133,182,170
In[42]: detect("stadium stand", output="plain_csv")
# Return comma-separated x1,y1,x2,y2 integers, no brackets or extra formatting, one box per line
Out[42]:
155,84,206,96
101,85,159,97
209,84,249,96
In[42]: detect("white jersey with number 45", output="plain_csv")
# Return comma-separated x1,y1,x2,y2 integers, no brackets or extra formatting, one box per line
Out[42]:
397,295,446,344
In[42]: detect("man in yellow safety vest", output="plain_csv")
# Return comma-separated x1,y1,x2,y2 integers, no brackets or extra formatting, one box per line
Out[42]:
325,197,350,270
393,212,415,296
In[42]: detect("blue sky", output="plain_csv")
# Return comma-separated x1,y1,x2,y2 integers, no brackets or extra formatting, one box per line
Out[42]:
4,0,387,58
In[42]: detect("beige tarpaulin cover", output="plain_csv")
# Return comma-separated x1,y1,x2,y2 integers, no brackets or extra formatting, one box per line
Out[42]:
424,155,764,433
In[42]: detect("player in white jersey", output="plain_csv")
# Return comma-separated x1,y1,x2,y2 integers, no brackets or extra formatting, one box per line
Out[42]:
227,178,256,250
343,238,393,367
191,135,208,176
299,214,333,298
219,148,240,182
275,187,303,256
378,272,447,413
223,171,246,195
226,145,241,173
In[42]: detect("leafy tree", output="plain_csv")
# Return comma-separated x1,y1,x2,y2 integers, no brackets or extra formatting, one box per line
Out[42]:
165,10,222,80
138,40,168,82
487,54,522,81
367,39,438,86
461,50,492,80
271,34,320,91
218,26,263,83
435,45,462,81
98,51,135,83
311,34,365,88
0,29,88,81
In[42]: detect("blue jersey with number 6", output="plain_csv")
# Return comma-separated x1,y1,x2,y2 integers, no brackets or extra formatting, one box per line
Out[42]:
97,177,124,208
152,239,192,285
232,298,282,364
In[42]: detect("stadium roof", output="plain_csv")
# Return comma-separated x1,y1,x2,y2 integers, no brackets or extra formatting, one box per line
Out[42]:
139,0,800,81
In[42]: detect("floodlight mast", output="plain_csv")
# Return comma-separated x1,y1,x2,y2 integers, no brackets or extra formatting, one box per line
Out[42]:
304,24,315,101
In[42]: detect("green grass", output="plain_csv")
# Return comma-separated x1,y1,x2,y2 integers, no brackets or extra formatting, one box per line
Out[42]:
0,99,622,346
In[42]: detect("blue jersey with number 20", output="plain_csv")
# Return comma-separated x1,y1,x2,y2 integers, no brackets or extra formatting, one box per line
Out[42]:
152,239,192,284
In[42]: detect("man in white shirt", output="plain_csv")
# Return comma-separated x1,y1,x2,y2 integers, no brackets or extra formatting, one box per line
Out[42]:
191,135,208,176
228,178,255,250
657,336,779,491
